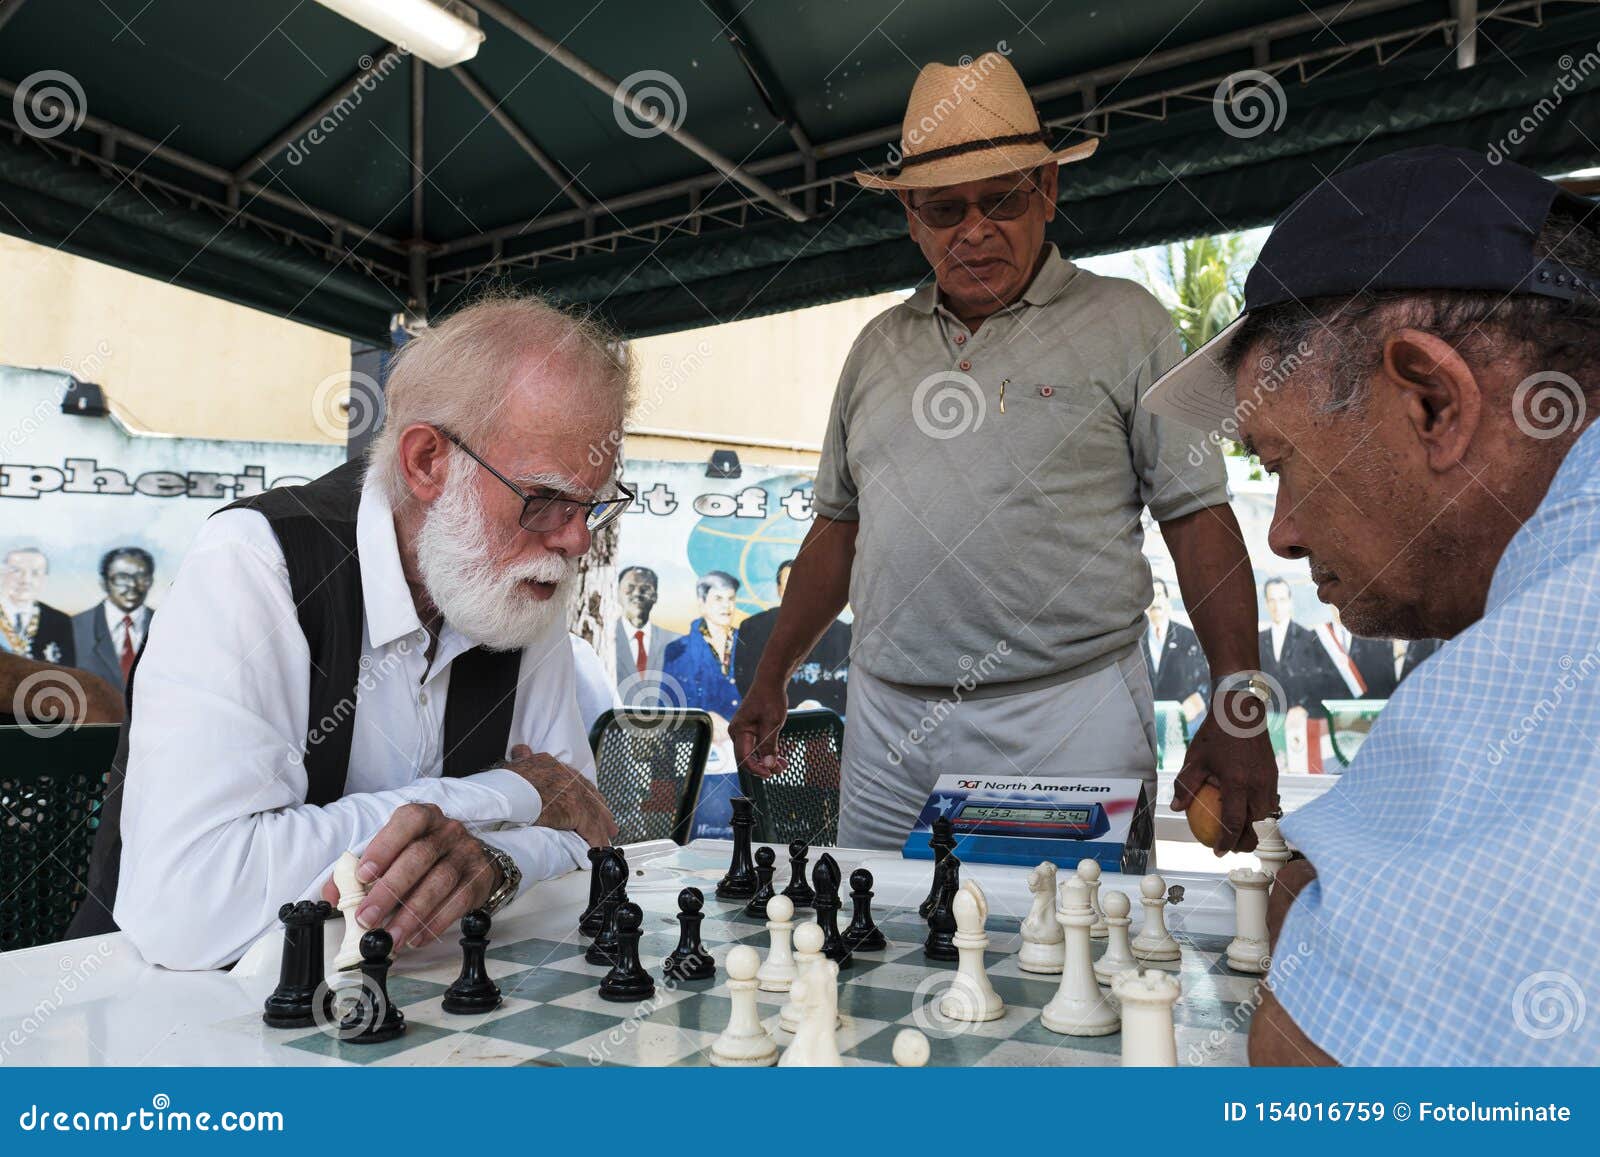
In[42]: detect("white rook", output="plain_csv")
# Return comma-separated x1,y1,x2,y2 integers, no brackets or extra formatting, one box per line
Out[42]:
1113,969,1181,1066
1226,868,1272,974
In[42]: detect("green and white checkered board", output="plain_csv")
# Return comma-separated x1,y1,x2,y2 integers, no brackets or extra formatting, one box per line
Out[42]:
226,849,1258,1067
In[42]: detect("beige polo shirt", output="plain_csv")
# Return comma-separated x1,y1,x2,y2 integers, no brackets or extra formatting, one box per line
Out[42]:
814,245,1228,695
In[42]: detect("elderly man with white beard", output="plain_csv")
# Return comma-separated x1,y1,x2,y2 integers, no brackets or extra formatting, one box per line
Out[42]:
80,297,629,970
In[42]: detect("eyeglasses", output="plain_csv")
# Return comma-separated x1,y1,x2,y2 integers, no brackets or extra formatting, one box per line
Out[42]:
908,186,1038,230
442,430,634,535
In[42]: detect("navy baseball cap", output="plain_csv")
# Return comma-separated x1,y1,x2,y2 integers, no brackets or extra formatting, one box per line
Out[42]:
1142,146,1599,434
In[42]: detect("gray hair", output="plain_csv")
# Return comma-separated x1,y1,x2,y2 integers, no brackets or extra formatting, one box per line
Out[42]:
1224,203,1600,414
696,571,740,601
367,294,637,504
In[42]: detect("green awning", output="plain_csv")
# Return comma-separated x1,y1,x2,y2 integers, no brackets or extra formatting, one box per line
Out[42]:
2,0,1597,342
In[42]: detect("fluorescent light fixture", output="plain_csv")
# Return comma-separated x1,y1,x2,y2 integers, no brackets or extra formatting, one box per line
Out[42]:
314,0,485,69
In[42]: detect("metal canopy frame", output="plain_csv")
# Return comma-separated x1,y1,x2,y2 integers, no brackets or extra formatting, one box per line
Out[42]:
1,0,1595,331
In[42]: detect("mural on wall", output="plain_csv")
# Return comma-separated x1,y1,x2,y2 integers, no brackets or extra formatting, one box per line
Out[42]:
4,367,1436,831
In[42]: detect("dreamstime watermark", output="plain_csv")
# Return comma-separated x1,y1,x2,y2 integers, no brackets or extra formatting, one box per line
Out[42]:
1185,938,1311,1065
1487,41,1600,165
611,670,691,739
885,640,1010,766
0,943,115,1061
12,70,86,139
1485,642,1600,766
882,43,1013,170
284,48,408,166
911,370,986,439
311,969,392,1041
1209,670,1284,739
1213,69,1287,140
290,637,419,765
1511,970,1586,1040
587,340,712,469
309,368,385,442
583,959,705,1064
11,669,88,739
1185,340,1316,469
1511,370,1586,441
613,70,687,140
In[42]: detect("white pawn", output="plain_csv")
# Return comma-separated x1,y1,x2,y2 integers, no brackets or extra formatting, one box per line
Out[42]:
757,894,797,992
779,922,826,1035
1078,859,1108,939
710,945,779,1067
892,1028,930,1067
779,961,841,1067
331,850,369,972
1041,875,1119,1036
1093,890,1138,985
940,881,1004,1022
1113,969,1181,1066
1019,862,1064,974
1131,874,1180,962
1254,817,1292,879
1226,868,1272,974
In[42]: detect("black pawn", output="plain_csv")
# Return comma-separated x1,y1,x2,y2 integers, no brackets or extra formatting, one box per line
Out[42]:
585,848,629,966
345,928,405,1044
442,909,502,1014
744,846,777,918
843,868,887,952
919,817,956,919
263,899,333,1028
812,853,852,969
578,845,608,937
664,887,716,981
781,838,815,909
923,853,961,962
599,902,656,1002
716,796,759,899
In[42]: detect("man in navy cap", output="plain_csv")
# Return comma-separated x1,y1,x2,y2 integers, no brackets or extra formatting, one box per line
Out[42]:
1146,146,1600,1065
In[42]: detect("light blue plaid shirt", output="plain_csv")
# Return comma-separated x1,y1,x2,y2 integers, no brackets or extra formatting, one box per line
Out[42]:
1274,419,1600,1066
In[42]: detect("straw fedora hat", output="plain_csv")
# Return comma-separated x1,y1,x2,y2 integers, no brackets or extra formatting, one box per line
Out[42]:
855,52,1097,191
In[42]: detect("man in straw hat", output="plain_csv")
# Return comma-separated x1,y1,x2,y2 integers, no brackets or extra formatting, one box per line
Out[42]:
731,52,1276,856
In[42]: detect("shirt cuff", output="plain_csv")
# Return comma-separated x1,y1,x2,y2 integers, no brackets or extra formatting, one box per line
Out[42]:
461,767,543,825
810,496,860,521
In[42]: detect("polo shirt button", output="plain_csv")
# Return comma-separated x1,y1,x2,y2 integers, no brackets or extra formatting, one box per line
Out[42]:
954,333,966,345
959,359,971,371
1040,385,1054,397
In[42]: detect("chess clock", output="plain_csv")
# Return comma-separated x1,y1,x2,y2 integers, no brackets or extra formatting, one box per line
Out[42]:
949,801,1111,841
903,776,1151,874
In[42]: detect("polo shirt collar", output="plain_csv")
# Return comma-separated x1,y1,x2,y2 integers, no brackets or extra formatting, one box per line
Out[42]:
906,243,1078,317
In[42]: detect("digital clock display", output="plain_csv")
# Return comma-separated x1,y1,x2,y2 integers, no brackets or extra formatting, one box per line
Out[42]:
960,805,1092,824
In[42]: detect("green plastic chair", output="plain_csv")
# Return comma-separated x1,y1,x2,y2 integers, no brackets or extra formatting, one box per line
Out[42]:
738,709,843,847
588,708,713,846
1322,698,1387,768
0,724,120,950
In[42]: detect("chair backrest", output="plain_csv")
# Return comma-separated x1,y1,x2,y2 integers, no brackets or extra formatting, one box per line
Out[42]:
738,709,843,846
587,708,713,845
0,724,120,950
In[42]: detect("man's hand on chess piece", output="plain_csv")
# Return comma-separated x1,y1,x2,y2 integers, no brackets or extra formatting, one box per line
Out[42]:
501,744,618,848
321,802,500,950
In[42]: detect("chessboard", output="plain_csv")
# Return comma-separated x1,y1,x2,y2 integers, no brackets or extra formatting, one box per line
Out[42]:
220,843,1260,1068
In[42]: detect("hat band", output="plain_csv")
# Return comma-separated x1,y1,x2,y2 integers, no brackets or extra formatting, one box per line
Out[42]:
897,130,1049,171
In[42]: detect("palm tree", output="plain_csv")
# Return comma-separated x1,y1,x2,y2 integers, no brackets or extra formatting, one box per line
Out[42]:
1137,233,1254,354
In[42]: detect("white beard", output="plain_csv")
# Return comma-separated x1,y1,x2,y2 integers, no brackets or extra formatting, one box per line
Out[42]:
413,459,576,651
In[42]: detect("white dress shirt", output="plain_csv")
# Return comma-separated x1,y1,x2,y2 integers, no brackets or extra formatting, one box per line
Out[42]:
116,471,594,970
104,601,149,653
1269,620,1289,662
1146,621,1168,674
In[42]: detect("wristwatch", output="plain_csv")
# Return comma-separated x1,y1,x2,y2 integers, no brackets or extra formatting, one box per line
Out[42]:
476,839,522,915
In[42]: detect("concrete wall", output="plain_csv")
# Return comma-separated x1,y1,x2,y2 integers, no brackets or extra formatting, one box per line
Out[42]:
0,233,903,467
0,235,351,444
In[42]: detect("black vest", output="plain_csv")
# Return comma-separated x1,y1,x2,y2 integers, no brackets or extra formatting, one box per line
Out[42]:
69,459,522,938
